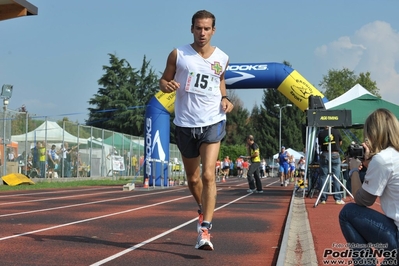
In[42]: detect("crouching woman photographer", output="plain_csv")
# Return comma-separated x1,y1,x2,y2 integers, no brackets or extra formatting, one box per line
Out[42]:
339,108,399,265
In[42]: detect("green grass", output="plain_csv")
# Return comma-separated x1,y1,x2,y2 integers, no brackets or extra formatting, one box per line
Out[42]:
0,178,142,192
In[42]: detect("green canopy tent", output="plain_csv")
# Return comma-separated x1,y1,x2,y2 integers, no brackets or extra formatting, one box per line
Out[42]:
328,94,399,128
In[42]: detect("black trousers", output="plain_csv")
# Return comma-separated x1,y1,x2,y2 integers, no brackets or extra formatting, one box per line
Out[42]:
247,162,262,191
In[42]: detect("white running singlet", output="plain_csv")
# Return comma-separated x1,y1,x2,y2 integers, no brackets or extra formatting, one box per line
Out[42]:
173,44,229,127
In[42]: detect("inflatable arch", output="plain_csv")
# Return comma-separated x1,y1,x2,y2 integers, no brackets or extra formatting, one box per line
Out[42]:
144,62,326,186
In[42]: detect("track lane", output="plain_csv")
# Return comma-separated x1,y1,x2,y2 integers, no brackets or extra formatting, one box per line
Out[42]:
0,177,291,266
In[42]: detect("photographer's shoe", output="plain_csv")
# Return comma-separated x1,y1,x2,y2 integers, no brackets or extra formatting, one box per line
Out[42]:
321,200,326,204
335,200,345,205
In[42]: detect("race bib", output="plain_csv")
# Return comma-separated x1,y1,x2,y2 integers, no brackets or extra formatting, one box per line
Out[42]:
185,70,220,96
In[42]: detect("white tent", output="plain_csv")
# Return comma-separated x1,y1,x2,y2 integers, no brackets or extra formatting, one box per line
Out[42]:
324,83,372,109
11,121,87,144
273,148,304,160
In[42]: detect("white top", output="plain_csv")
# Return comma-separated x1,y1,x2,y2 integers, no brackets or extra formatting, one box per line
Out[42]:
260,161,266,170
298,160,306,170
222,160,230,167
60,147,67,159
173,44,229,127
362,146,399,229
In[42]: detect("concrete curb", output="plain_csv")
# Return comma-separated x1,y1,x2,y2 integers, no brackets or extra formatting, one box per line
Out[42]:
277,190,318,266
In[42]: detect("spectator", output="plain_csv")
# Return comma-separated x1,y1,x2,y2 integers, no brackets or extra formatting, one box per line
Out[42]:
31,143,39,170
229,159,234,178
38,142,46,178
260,158,266,178
123,150,130,175
58,143,72,177
47,145,57,178
277,146,290,186
265,162,271,178
222,156,230,179
288,155,296,182
317,126,344,205
7,148,15,162
215,159,221,177
236,157,243,178
16,151,26,164
131,155,138,175
245,135,263,193
297,156,306,179
339,108,399,265
242,158,249,178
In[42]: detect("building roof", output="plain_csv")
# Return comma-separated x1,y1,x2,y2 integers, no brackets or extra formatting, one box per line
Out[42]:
0,0,38,21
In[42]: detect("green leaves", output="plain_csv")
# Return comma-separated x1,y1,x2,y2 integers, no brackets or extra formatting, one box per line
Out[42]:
87,54,159,136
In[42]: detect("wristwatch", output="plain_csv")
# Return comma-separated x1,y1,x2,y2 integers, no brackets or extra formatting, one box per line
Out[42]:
221,96,231,102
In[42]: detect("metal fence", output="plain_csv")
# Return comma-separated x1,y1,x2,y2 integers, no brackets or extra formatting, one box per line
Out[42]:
1,110,183,180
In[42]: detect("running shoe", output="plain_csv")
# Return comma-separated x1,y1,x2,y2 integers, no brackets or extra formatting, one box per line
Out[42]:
246,189,255,193
335,200,345,205
255,190,264,193
195,228,214,250
197,210,203,233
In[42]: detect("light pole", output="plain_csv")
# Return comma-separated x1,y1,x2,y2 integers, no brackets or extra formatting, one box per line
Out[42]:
274,103,292,151
1,84,13,178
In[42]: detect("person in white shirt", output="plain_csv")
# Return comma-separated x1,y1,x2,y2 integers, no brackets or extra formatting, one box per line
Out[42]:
339,108,399,265
159,10,234,251
260,159,266,178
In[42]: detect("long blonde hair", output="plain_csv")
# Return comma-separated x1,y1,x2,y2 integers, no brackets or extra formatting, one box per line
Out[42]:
364,108,399,155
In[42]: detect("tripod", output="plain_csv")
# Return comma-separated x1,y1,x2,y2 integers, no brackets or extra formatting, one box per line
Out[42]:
314,127,354,207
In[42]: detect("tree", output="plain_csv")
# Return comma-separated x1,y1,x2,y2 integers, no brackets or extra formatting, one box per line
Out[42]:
61,118,91,139
223,90,250,146
319,68,380,100
87,54,159,136
256,88,305,160
10,105,39,136
218,90,251,161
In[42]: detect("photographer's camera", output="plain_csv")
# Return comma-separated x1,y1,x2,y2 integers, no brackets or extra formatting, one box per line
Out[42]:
347,144,364,159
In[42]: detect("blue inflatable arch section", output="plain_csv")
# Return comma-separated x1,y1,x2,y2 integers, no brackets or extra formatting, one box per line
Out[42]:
144,62,327,186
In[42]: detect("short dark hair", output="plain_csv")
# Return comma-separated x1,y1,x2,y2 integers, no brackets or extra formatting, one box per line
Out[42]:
192,10,216,28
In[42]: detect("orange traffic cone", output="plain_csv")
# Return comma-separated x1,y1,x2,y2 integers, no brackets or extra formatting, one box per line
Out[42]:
222,175,226,183
143,178,149,188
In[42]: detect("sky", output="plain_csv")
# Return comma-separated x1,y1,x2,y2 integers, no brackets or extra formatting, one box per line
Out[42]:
1,0,399,124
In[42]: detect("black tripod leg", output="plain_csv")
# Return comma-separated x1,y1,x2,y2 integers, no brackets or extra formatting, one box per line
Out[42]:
307,170,320,198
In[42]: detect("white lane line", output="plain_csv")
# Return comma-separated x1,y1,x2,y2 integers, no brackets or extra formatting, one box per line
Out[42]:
90,191,254,266
2,180,244,206
0,188,186,218
0,190,122,206
0,194,192,241
0,187,112,198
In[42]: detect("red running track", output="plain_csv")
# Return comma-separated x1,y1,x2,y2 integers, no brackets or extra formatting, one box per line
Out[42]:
0,177,293,266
